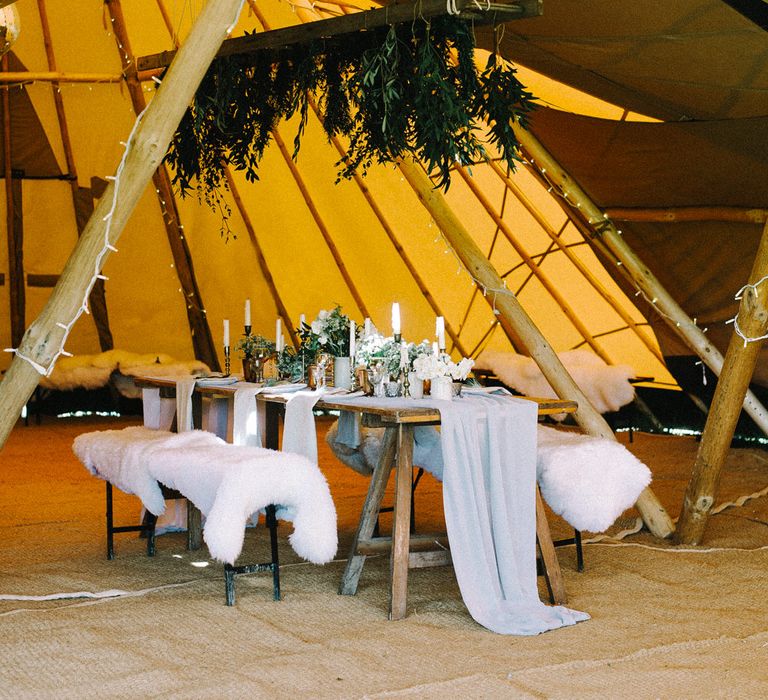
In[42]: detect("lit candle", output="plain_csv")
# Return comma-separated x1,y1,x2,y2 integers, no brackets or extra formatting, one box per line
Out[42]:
391,302,400,336
432,341,439,357
349,318,356,360
276,318,282,349
244,299,251,327
299,313,306,329
223,319,230,347
436,316,445,350
364,317,371,337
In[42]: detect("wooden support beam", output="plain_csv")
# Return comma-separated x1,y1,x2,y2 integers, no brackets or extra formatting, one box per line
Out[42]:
398,156,675,539
605,206,768,224
512,120,768,441
675,219,768,544
0,71,124,84
107,0,221,372
0,0,246,449
2,53,24,348
137,0,542,71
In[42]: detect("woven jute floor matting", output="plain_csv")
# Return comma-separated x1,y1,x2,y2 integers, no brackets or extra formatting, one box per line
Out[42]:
1,415,767,698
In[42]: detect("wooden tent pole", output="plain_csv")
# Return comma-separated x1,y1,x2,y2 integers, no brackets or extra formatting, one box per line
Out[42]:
37,0,113,351
0,0,246,448
486,158,666,366
137,0,542,71
457,164,614,365
398,157,675,538
2,54,24,348
270,128,370,320
606,206,768,224
675,220,768,544
223,168,298,349
512,121,768,438
107,0,220,371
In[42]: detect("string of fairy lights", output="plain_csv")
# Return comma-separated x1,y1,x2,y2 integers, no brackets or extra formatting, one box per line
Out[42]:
4,104,148,374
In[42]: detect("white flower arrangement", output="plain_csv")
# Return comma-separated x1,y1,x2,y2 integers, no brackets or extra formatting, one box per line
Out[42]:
355,333,401,376
412,353,475,381
309,305,353,356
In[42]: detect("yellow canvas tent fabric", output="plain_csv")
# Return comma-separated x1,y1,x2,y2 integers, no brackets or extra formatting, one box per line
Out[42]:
2,0,765,398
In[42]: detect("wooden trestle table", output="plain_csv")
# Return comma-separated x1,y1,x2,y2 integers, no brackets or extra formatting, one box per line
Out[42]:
135,377,576,620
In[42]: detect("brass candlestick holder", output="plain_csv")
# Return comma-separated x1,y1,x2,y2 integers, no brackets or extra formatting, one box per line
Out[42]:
401,366,411,398
224,345,231,377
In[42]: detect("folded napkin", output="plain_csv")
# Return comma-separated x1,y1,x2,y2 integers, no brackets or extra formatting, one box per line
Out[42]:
232,386,265,447
175,377,197,432
141,387,176,431
282,390,325,462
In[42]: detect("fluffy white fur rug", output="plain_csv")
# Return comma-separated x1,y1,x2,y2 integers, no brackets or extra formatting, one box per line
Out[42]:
74,426,170,516
474,349,636,415
73,426,337,565
43,350,208,394
325,419,650,533
536,426,651,532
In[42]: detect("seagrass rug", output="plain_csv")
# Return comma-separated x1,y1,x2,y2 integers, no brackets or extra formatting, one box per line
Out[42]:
1,415,767,698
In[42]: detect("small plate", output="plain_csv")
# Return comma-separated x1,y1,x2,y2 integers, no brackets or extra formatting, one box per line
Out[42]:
196,376,239,387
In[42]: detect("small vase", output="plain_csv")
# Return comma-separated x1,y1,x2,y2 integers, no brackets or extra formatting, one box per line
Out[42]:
242,357,263,383
431,375,453,401
334,356,352,390
408,372,423,399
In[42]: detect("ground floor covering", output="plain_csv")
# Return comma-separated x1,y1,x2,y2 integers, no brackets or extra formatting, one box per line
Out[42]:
1,415,767,698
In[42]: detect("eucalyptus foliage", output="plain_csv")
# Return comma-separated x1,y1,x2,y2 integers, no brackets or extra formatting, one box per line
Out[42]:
165,16,536,200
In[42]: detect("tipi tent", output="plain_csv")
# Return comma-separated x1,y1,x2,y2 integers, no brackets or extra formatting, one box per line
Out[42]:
0,0,767,541
0,0,679,383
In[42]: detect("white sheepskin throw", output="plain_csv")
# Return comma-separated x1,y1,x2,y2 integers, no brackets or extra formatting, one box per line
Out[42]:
536,426,651,533
43,350,208,394
72,427,337,566
475,349,636,415
203,447,337,566
326,421,444,480
73,426,171,516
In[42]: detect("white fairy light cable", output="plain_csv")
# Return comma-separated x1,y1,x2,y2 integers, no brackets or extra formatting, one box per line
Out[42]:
727,274,768,347
4,105,149,376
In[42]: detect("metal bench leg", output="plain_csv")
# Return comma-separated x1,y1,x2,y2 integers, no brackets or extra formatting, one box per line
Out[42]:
106,482,115,560
222,505,281,606
266,505,281,601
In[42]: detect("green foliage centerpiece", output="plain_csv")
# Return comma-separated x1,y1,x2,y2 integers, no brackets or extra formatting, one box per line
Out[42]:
165,14,536,205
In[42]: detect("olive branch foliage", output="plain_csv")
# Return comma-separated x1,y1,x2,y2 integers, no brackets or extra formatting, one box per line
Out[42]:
165,16,536,203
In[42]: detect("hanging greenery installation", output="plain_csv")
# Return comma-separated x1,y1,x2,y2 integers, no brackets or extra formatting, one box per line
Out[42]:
165,15,536,201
